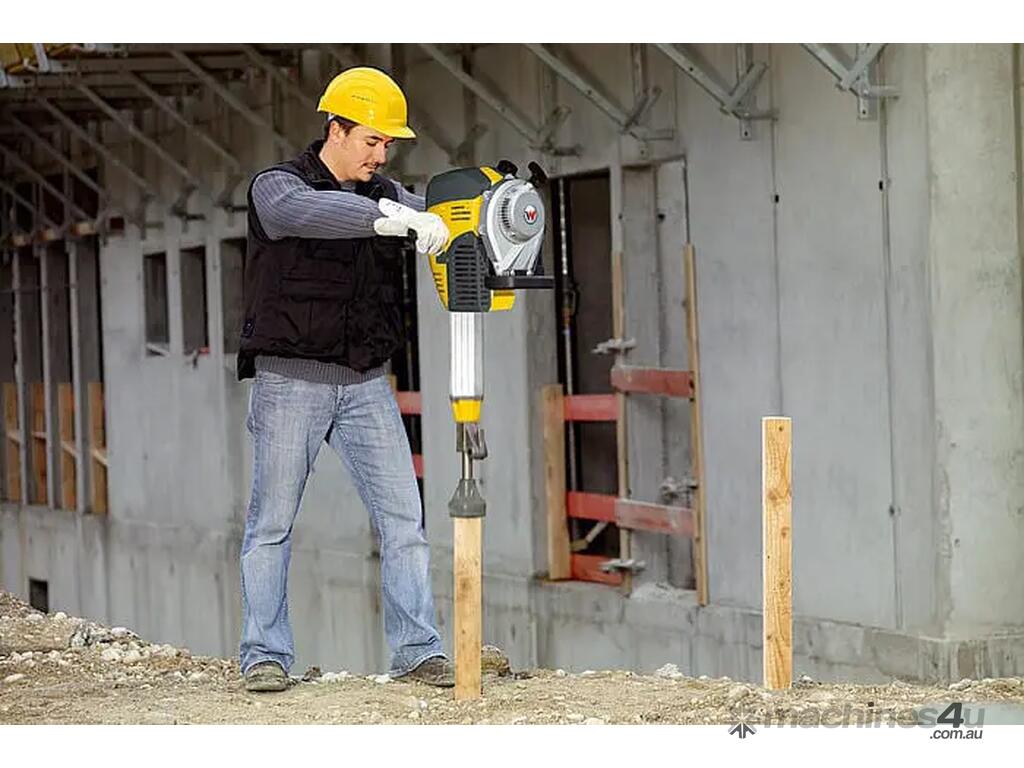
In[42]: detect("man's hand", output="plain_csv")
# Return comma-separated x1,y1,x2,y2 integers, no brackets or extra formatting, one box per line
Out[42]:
374,199,449,256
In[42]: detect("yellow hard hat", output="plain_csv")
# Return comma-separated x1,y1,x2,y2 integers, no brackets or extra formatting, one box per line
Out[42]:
317,67,416,139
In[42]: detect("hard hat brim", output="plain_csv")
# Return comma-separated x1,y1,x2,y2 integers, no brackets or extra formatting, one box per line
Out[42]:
382,125,417,139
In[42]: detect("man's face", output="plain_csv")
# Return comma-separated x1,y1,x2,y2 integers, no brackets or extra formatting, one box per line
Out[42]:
328,122,394,182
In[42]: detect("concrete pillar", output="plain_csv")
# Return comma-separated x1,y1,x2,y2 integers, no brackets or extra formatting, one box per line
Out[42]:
925,44,1024,635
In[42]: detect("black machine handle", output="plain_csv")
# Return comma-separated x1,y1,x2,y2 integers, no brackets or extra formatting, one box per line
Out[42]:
493,159,548,189
485,274,555,290
527,161,548,188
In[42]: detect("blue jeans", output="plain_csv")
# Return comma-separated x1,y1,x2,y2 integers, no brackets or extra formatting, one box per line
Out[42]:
239,370,445,676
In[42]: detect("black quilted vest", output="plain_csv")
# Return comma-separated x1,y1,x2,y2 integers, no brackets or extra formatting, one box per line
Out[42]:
237,140,409,380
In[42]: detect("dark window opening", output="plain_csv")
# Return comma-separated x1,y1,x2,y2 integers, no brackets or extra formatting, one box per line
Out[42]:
28,578,49,614
143,252,169,355
552,172,620,559
19,250,47,505
180,246,209,356
78,238,107,514
45,245,75,510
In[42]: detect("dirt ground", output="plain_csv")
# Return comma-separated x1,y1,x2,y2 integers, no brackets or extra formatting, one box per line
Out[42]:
2,591,1023,725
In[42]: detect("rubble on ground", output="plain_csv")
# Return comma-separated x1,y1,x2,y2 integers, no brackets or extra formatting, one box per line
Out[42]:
2,591,1023,725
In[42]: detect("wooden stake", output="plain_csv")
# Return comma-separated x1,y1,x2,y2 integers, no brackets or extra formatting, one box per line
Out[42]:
542,384,571,580
762,417,792,690
58,383,76,510
685,244,709,606
30,382,47,505
453,516,482,700
88,382,107,514
3,383,21,503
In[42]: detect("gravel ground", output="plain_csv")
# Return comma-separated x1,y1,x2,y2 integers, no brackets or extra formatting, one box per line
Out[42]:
2,591,1023,725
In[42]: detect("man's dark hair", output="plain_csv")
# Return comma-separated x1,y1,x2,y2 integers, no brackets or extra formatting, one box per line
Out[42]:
324,115,358,140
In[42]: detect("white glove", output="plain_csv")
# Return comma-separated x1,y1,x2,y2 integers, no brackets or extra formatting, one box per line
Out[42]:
373,198,449,256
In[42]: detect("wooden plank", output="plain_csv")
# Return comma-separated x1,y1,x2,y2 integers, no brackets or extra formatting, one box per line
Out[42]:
395,390,422,416
542,384,571,580
570,554,623,586
3,383,21,502
611,365,694,398
566,491,616,523
30,382,46,505
563,393,618,422
763,416,792,690
569,492,695,536
88,382,107,514
453,516,482,700
686,244,709,606
615,498,694,537
58,383,75,510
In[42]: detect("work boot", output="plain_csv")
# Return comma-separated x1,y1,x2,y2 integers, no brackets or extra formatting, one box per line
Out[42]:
244,660,288,693
403,656,455,688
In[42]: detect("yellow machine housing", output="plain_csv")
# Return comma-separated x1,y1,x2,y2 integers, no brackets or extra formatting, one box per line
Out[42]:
426,163,550,314
425,162,552,426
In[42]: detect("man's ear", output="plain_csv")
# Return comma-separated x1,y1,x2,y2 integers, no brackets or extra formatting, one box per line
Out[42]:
326,120,343,144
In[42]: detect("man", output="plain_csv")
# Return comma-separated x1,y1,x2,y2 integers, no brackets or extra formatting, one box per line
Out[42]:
236,66,452,692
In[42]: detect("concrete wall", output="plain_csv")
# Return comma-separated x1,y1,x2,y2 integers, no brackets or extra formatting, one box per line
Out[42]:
925,44,1024,637
2,44,1023,683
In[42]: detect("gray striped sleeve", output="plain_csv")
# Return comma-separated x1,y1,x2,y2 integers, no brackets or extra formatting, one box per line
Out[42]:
394,183,425,212
251,170,381,240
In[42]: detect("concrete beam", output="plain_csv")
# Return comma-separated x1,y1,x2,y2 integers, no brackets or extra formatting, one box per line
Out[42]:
0,179,58,230
35,97,159,205
0,144,90,222
240,44,317,111
170,49,297,155
418,43,541,148
120,71,242,174
5,114,109,203
76,85,203,191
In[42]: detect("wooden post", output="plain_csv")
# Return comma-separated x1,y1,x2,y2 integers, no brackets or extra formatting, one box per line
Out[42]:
3,383,21,503
30,381,47,505
542,384,571,580
685,244,709,605
454,516,482,700
762,416,792,690
88,382,107,514
58,383,76,510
